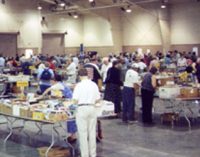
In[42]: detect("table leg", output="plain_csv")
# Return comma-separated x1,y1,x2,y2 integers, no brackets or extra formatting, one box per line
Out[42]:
183,113,191,130
4,118,13,143
45,124,55,157
53,125,60,139
58,122,66,133
35,122,43,135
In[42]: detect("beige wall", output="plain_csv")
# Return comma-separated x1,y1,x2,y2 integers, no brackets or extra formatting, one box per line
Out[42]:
170,2,200,45
42,14,83,48
83,15,113,47
0,0,199,56
122,5,162,46
0,0,41,55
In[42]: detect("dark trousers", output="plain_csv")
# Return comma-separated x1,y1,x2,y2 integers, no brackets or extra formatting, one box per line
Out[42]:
104,83,121,113
197,77,200,83
141,89,154,124
122,87,135,122
40,84,51,94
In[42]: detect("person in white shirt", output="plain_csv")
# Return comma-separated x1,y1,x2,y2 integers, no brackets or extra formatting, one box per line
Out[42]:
137,59,147,73
177,53,187,72
38,62,45,71
101,57,112,82
122,63,140,124
73,68,101,157
0,54,5,67
66,58,77,83
72,56,79,67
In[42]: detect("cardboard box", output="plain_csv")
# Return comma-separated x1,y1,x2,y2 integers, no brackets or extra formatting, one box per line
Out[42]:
20,107,33,118
12,85,22,94
12,105,20,116
2,104,12,115
159,86,180,99
157,77,174,86
0,103,4,112
32,112,45,120
180,87,199,98
38,147,70,157
48,111,68,122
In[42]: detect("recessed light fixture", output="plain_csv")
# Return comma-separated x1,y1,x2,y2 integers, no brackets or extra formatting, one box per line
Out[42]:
161,3,166,8
161,0,167,9
126,8,132,13
73,14,79,19
37,6,42,10
121,6,132,13
59,2,66,7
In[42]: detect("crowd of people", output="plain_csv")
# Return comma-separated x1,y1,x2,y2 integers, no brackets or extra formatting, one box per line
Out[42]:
0,49,200,157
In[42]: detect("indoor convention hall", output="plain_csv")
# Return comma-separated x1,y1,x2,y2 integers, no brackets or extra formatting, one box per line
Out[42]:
0,0,200,157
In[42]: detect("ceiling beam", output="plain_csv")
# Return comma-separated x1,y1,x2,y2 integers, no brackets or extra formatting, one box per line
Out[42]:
43,3,128,16
41,0,56,4
127,0,159,4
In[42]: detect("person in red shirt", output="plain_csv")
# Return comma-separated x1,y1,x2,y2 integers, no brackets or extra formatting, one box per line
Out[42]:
48,57,56,71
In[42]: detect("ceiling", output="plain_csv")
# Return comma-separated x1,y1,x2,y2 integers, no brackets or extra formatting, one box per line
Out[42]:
39,0,200,15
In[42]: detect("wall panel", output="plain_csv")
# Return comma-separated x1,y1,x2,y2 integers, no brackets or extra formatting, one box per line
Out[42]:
0,34,17,57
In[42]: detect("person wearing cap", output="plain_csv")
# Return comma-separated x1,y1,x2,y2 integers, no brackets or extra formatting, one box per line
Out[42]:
141,66,157,125
122,63,140,124
73,68,101,157
84,52,102,86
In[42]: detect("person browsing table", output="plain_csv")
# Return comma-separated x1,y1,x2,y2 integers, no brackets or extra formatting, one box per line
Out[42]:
39,74,77,143
73,68,101,157
122,63,140,124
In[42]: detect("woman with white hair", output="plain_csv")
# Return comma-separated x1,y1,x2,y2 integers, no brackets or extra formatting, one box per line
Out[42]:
101,57,112,83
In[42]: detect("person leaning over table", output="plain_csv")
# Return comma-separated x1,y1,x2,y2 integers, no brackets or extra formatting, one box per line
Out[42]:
40,74,77,143
73,68,101,157
141,66,157,126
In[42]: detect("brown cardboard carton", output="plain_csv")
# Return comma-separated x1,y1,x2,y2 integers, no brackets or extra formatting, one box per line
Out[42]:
157,77,174,87
2,104,12,115
38,147,70,157
20,107,31,117
48,112,68,122
180,87,199,98
0,103,3,112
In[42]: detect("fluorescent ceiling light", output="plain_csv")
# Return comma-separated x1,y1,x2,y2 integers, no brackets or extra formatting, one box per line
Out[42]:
126,8,132,13
73,14,79,18
161,4,166,8
37,6,42,10
59,2,65,7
